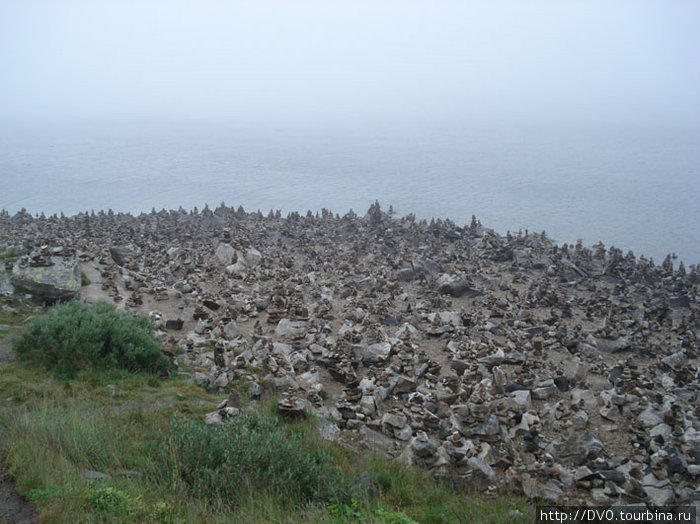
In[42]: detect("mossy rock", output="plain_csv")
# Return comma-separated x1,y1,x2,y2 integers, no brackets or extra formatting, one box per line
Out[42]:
11,258,80,301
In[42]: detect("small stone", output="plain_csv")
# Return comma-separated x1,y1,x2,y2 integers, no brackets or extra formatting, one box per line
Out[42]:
521,476,564,503
382,412,408,429
212,373,230,389
223,320,238,340
571,410,589,430
396,425,413,441
165,319,184,331
600,405,621,422
643,486,674,506
649,423,672,439
83,469,110,481
391,375,417,394
511,390,532,409
468,456,496,484
204,411,224,425
274,318,309,340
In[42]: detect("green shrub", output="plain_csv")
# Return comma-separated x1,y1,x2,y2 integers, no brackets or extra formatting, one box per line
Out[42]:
164,411,348,508
13,301,169,378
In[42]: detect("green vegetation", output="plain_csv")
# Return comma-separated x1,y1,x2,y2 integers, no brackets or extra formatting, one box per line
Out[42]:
0,298,533,522
12,301,169,378
165,412,347,507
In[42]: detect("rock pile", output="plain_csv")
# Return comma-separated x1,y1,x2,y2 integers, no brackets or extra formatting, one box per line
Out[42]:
1,203,698,507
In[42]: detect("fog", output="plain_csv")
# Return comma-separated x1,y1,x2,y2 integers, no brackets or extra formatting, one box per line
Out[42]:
1,0,699,127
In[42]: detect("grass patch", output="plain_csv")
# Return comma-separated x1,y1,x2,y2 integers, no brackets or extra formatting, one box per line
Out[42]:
163,411,348,508
0,300,532,523
12,301,169,378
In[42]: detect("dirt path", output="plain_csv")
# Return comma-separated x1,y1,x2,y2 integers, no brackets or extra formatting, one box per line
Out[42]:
0,336,39,524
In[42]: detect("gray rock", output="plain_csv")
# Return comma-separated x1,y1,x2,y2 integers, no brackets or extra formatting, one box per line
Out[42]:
359,425,396,451
248,381,262,400
204,411,224,425
436,274,481,298
109,245,138,266
464,415,501,438
382,412,408,429
468,457,496,486
600,405,621,422
361,342,392,364
391,375,417,394
0,268,14,295
83,469,111,481
589,334,631,353
643,486,674,506
638,407,664,428
316,418,341,441
11,257,81,301
521,476,564,503
554,432,605,466
214,242,235,265
274,318,309,340
571,410,589,430
532,380,559,400
395,425,413,441
277,396,309,421
511,390,532,410
411,433,439,459
223,320,239,340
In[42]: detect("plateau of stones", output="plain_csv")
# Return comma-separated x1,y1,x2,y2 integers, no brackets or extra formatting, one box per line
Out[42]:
1,203,698,508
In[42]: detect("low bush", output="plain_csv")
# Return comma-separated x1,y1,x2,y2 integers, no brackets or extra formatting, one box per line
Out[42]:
164,411,348,508
12,301,169,378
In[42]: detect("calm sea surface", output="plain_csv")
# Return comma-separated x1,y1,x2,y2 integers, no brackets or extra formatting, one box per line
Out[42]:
1,121,699,264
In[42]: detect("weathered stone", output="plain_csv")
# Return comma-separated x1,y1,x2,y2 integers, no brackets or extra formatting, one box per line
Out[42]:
277,396,308,421
274,318,309,340
223,320,239,340
382,412,408,429
0,268,14,295
571,410,589,430
600,404,621,422
83,469,111,481
109,245,138,266
468,457,496,487
361,342,392,363
436,274,481,298
511,390,532,410
643,486,674,506
215,242,235,265
521,476,564,503
204,411,224,425
554,432,605,466
165,319,184,330
11,257,81,301
391,375,417,394
212,373,230,388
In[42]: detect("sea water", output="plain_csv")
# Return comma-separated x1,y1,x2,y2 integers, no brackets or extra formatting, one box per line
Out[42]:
1,120,698,264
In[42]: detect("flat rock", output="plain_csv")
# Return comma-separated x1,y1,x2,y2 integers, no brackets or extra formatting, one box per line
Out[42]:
274,318,309,340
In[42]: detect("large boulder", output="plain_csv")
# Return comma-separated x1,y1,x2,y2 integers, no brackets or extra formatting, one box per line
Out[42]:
436,274,481,298
225,247,263,275
214,243,235,265
11,257,81,301
109,245,139,267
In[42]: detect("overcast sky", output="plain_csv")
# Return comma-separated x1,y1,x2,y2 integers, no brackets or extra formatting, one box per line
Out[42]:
1,0,699,127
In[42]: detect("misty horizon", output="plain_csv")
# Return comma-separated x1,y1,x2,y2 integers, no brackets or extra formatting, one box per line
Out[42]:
2,1,699,128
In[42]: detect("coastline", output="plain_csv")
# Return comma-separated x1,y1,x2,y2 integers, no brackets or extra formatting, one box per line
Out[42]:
1,203,698,507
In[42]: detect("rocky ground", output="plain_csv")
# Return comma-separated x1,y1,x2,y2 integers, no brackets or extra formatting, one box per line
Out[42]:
1,203,698,509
